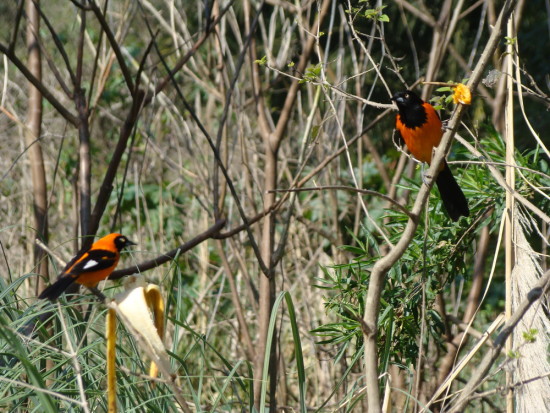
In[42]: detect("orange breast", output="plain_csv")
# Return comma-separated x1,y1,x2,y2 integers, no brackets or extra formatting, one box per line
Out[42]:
396,103,443,165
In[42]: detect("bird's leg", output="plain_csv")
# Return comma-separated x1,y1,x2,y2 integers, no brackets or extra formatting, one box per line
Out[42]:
89,286,108,303
421,162,432,186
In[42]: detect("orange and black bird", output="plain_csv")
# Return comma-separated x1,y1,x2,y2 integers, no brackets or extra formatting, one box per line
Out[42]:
38,233,136,300
391,90,469,221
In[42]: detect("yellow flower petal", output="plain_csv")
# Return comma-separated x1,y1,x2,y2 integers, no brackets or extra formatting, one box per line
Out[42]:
452,83,472,105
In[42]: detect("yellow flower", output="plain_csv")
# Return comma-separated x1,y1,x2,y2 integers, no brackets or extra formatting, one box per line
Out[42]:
452,83,472,105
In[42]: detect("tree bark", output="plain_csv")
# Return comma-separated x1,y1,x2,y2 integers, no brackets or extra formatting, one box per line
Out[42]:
25,0,49,290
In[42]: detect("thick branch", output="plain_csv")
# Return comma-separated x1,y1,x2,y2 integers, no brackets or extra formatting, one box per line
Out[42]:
87,89,145,241
109,219,226,279
25,0,49,288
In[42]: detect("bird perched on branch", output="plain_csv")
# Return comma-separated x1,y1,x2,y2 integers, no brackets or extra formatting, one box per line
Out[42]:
39,233,136,300
391,90,469,221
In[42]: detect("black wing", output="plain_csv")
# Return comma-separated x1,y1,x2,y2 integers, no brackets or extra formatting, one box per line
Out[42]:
69,249,117,274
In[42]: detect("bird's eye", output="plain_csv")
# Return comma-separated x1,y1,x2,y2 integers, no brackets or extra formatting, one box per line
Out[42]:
404,93,409,99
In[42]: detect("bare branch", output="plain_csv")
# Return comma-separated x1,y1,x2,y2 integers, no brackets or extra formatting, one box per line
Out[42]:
88,0,135,95
32,0,77,87
269,186,415,219
0,44,79,125
109,219,226,279
448,270,550,411
88,89,145,239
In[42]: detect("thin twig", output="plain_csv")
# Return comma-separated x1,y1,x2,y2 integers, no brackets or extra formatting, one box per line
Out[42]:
448,270,550,411
88,0,135,95
35,239,67,268
268,186,414,219
454,134,550,224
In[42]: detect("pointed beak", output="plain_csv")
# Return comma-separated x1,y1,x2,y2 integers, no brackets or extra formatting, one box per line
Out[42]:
126,239,137,247
391,95,404,104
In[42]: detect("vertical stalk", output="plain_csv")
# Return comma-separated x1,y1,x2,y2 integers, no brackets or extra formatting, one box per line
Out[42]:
76,5,91,241
242,1,269,405
25,0,49,288
77,91,91,239
504,13,516,413
257,146,278,411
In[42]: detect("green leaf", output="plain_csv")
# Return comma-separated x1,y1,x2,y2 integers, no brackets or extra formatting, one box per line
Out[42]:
255,55,267,65
260,291,307,412
504,36,517,45
522,328,538,343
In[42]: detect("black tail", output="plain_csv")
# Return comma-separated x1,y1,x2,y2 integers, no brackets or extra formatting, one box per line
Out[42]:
435,163,469,222
38,275,75,300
